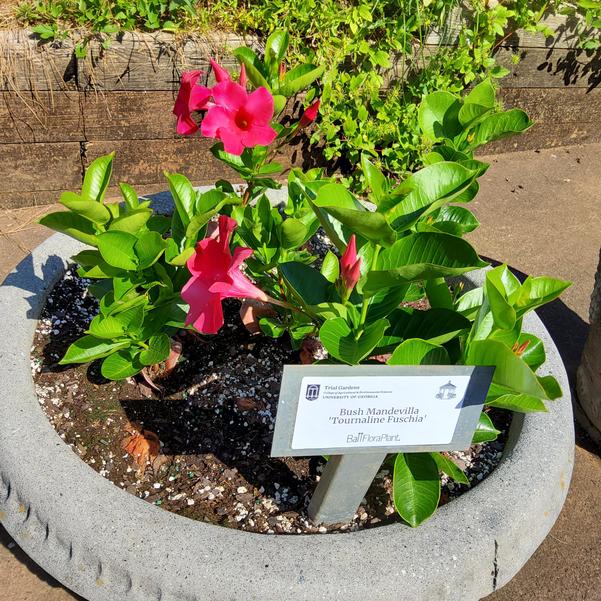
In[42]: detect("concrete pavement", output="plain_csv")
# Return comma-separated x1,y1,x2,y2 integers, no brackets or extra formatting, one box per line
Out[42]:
0,143,600,601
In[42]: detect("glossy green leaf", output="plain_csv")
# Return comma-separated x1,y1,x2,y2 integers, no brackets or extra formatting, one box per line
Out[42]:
538,375,562,400
517,332,546,370
430,205,479,235
101,348,143,380
97,231,139,271
431,452,469,485
233,47,269,88
280,261,333,306
319,317,388,364
366,286,407,321
39,211,99,246
485,268,516,331
265,29,289,76
514,276,571,317
259,317,286,338
361,154,387,204
472,411,500,443
387,339,450,365
320,250,340,283
81,152,114,203
280,63,324,96
164,172,196,225
465,79,496,108
486,393,547,412
393,452,440,528
109,209,152,234
139,334,171,366
467,339,548,398
59,335,130,364
135,230,166,269
59,192,111,224
365,233,487,294
119,182,139,210
385,162,477,231
469,109,533,148
418,91,461,141
280,218,309,249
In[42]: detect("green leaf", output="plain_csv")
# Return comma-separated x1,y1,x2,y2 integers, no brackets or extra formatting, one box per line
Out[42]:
393,453,440,528
280,218,309,249
387,339,450,365
185,210,217,245
309,302,348,320
265,29,289,76
313,183,396,245
431,452,469,485
538,375,562,400
59,335,130,364
320,250,340,283
469,109,533,148
385,162,478,232
97,231,139,271
485,268,516,331
418,91,461,141
101,348,143,380
361,154,387,204
39,211,99,246
516,332,546,370
514,276,571,317
472,411,500,443
109,209,152,234
165,172,196,225
458,103,492,128
366,286,407,321
233,47,270,88
365,233,487,294
119,182,139,210
59,192,111,224
139,334,171,366
455,287,483,319
280,261,333,306
135,230,166,269
486,393,547,413
319,317,388,365
280,63,324,96
81,153,114,203
88,314,129,339
429,205,480,236
465,79,496,109
380,307,471,350
467,339,548,398
259,317,286,338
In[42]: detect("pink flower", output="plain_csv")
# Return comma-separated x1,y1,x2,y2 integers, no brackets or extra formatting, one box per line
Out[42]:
210,59,247,88
340,235,361,295
200,81,277,155
299,99,321,129
181,215,268,335
173,71,212,136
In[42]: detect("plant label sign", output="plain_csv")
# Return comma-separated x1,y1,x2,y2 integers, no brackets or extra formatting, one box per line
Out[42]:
271,364,494,457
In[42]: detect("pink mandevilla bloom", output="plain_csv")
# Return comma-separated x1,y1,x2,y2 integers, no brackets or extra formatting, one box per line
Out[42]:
181,215,268,335
201,80,277,155
172,70,212,136
299,99,321,129
340,234,362,293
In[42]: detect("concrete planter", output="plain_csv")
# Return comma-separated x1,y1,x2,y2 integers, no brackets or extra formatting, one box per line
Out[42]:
0,233,574,601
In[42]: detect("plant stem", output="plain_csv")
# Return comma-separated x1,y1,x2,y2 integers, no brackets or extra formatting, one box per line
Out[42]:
241,180,254,206
356,243,381,337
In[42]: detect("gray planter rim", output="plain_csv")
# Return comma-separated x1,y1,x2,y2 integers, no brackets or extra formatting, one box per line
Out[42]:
0,232,574,601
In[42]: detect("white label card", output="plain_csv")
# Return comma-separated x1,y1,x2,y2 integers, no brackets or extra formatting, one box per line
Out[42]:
291,375,471,450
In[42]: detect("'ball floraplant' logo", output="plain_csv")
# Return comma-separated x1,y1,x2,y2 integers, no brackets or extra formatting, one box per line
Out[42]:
306,384,321,401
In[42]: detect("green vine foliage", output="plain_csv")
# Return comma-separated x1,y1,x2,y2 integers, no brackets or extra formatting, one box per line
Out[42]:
15,0,601,183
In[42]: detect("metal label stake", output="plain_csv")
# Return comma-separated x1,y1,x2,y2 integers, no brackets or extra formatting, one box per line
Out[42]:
271,364,493,525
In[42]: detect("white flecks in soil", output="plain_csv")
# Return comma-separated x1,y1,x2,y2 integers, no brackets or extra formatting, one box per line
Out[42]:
31,265,512,535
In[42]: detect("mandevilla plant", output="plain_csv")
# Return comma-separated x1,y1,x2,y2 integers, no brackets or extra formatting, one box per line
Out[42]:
41,31,570,527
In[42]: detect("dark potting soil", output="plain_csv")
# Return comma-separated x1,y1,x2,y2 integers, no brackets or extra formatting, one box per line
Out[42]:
31,266,511,534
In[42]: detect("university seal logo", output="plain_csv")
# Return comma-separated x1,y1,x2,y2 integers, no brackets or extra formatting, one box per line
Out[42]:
305,384,321,401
